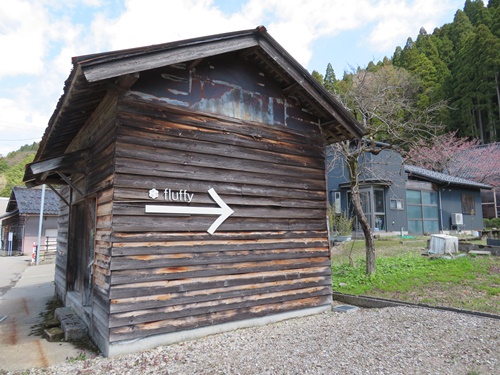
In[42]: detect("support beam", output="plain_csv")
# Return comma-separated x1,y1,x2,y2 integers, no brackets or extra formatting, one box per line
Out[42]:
47,184,70,206
57,173,84,197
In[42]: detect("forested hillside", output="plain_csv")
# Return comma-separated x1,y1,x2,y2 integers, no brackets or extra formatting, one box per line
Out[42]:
0,143,38,197
316,0,500,144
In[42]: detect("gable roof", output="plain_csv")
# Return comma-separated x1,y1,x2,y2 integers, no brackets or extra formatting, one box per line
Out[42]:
404,165,492,190
4,186,59,216
31,26,365,169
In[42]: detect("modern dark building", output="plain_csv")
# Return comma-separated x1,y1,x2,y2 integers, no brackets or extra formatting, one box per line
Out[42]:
327,148,491,235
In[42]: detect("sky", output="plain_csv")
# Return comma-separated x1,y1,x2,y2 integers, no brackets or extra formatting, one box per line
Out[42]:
0,0,466,156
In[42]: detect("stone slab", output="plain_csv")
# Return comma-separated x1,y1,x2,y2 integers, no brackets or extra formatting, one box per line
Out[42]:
55,307,88,341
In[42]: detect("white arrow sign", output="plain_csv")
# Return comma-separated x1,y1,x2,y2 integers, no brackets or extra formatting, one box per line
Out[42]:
145,188,234,235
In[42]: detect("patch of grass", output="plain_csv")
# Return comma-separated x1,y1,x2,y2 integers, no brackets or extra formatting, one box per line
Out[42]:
30,297,64,337
332,237,500,314
67,351,87,362
31,297,100,356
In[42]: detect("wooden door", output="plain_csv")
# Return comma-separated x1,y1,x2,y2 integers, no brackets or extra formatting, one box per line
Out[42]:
67,198,96,306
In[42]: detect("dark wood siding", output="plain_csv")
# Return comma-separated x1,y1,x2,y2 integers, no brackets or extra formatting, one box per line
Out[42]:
108,98,331,343
55,91,119,349
54,186,69,301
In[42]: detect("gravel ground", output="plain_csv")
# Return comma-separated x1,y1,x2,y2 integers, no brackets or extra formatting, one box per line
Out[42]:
6,305,500,375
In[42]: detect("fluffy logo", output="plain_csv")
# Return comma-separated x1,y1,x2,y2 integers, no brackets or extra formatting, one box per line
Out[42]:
148,188,159,199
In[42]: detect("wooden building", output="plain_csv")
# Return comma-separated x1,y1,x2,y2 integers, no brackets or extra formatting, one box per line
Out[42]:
23,26,364,356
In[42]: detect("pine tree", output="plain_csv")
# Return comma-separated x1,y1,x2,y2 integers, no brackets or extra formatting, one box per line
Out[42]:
324,63,338,94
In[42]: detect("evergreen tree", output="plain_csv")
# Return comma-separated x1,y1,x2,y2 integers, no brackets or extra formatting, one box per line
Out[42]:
311,70,324,85
324,63,338,94
464,0,492,26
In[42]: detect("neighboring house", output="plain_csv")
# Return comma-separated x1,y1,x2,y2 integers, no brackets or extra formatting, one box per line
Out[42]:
447,143,500,218
22,27,364,356
0,186,59,255
404,165,490,234
327,148,491,236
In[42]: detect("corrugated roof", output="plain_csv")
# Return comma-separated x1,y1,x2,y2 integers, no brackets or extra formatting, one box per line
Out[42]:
5,186,59,215
404,165,492,190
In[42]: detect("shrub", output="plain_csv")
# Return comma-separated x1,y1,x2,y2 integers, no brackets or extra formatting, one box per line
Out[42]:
484,218,500,229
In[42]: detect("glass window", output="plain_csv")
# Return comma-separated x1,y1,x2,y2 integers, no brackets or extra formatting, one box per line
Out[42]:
390,199,404,210
406,189,440,234
406,190,421,204
408,220,423,234
423,206,439,219
374,190,384,213
360,191,371,215
424,220,439,234
422,191,438,205
375,215,385,231
407,205,422,219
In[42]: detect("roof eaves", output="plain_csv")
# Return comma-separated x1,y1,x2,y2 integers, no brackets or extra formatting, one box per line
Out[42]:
0,209,19,221
79,29,260,83
404,165,492,190
256,32,365,141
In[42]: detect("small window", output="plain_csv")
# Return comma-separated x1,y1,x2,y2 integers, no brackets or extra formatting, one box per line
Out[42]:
462,194,475,215
390,198,404,210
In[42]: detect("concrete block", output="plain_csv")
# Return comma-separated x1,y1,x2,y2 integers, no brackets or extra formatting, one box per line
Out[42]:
44,318,60,329
429,234,458,254
55,307,88,341
45,327,64,342
469,250,491,256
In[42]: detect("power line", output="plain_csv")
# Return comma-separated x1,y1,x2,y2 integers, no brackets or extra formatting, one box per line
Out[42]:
0,137,41,141
0,120,45,129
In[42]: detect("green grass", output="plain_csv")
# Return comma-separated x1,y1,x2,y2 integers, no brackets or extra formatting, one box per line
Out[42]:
332,237,500,314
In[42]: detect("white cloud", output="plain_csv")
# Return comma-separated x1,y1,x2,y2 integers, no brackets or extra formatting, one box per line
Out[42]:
87,0,250,54
0,1,49,78
0,0,466,156
367,0,462,53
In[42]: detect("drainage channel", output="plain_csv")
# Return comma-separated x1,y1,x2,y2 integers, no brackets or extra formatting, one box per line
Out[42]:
332,292,500,321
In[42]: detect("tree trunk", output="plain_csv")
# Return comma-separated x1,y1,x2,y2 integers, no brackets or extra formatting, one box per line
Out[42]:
476,106,484,144
495,73,500,121
347,155,376,275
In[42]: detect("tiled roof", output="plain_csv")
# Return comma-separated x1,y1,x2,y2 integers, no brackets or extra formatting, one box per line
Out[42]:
6,186,59,215
404,165,492,189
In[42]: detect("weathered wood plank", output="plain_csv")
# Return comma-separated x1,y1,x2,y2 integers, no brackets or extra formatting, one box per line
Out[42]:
112,202,325,219
110,257,331,285
110,230,328,243
110,266,330,299
116,141,324,187
118,98,324,152
109,285,330,327
111,217,327,233
110,237,327,256
109,248,329,271
113,187,325,208
116,123,324,171
113,175,325,202
109,295,330,342
114,159,324,193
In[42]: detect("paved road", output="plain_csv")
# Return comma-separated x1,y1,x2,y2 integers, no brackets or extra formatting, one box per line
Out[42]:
0,255,83,372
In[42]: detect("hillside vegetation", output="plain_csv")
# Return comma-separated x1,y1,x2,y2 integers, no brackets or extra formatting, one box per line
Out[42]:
315,0,500,144
0,143,38,197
